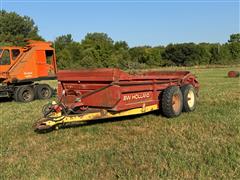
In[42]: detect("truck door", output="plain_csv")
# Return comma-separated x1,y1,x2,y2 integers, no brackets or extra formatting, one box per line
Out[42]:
36,49,56,78
45,50,56,76
36,50,48,77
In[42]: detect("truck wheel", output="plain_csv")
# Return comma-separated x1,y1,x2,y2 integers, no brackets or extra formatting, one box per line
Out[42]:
17,86,35,102
13,86,21,102
161,86,183,118
36,84,53,99
181,84,196,112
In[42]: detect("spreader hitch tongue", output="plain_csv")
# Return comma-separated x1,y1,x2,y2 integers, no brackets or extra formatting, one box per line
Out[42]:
33,118,53,132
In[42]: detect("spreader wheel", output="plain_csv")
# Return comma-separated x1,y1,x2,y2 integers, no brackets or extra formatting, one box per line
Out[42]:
181,84,197,112
161,86,183,118
36,84,53,99
17,85,35,102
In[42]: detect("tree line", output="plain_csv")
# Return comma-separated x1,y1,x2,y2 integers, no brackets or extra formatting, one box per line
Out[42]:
1,10,239,70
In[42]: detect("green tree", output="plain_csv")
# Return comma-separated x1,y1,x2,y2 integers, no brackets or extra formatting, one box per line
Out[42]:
163,43,213,66
81,33,114,67
111,41,131,69
227,34,240,63
54,34,73,51
114,41,129,51
0,10,42,46
54,34,82,69
129,46,164,68
209,44,232,64
54,32,239,69
226,42,240,63
228,33,240,43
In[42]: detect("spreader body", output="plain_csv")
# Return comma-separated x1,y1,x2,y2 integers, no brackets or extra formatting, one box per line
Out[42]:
57,68,199,112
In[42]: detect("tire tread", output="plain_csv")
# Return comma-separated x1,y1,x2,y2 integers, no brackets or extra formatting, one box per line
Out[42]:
161,86,183,118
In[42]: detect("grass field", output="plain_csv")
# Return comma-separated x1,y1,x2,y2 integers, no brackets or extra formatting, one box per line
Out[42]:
0,67,239,179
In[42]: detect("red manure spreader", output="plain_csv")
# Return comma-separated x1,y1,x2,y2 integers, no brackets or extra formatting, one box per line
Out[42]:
34,68,199,132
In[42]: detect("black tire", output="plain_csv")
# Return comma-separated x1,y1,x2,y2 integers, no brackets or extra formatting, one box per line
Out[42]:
17,85,35,102
161,86,183,118
13,86,21,102
181,84,197,112
36,84,53,99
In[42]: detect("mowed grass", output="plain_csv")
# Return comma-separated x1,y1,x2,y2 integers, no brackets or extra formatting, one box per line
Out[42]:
0,67,239,179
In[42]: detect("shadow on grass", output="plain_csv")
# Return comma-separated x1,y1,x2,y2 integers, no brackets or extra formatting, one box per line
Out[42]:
35,111,162,134
0,92,57,103
0,97,13,103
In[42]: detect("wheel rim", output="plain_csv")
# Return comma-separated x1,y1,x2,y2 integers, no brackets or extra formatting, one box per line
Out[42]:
187,90,195,108
41,88,50,98
172,94,181,112
22,90,32,101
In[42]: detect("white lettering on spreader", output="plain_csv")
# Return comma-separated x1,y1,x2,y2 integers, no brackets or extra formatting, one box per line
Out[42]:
123,92,150,101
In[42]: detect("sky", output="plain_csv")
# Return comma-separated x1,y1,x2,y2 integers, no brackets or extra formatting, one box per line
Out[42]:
1,0,239,47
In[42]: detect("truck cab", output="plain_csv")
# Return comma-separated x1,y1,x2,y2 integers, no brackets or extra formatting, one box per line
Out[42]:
0,40,57,102
0,47,23,80
0,41,57,84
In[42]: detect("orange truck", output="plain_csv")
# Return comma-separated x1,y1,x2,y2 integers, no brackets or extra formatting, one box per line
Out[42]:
0,40,57,102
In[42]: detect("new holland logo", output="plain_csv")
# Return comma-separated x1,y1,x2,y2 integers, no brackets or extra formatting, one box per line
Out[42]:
123,92,150,101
